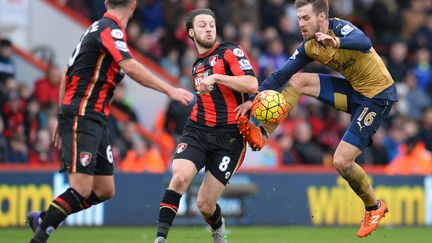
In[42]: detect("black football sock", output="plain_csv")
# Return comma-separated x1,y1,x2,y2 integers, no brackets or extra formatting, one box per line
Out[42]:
156,189,182,239
31,188,91,242
204,204,222,230
365,201,380,211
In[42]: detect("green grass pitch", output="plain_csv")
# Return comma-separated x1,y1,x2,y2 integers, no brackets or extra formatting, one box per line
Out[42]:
2,226,431,243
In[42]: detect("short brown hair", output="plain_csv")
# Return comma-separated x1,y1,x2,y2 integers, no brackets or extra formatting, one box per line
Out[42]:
106,0,132,8
295,0,329,18
185,8,216,40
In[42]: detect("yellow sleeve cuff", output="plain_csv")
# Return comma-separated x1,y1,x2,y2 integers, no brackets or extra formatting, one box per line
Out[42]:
334,37,341,48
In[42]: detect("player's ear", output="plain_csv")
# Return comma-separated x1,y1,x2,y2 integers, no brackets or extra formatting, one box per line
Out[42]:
318,11,327,21
188,29,195,39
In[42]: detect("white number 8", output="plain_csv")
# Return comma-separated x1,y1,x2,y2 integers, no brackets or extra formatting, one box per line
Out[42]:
219,156,231,172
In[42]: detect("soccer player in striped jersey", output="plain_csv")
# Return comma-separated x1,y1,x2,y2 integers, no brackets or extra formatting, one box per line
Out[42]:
154,8,258,243
27,1,193,242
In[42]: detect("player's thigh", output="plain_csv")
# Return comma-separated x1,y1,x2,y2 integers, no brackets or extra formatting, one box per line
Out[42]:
58,115,104,175
342,98,393,150
288,73,321,98
170,127,206,192
196,171,226,210
316,74,353,113
94,126,114,176
206,131,246,186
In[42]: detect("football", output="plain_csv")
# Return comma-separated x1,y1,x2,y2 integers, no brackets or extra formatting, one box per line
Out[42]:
251,90,288,124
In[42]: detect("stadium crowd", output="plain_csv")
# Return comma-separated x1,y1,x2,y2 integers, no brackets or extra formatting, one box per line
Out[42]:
1,0,432,174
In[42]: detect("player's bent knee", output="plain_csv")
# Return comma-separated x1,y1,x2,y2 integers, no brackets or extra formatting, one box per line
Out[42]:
289,73,306,90
169,174,191,192
196,199,214,216
332,156,350,171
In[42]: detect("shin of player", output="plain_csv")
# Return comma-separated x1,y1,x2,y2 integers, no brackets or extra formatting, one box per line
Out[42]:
155,8,257,243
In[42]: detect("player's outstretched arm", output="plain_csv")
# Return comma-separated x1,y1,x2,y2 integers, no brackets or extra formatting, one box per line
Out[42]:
200,74,258,94
119,58,193,106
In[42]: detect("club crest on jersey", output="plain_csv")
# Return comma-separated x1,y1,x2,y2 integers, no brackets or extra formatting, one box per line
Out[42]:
111,29,124,39
79,152,92,167
209,55,218,66
176,143,188,154
233,48,245,57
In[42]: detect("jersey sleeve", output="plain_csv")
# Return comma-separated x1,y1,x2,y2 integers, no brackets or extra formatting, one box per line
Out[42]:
332,19,372,52
224,45,256,77
259,42,312,92
100,25,133,63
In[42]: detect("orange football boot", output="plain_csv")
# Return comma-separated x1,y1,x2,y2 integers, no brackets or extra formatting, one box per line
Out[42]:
238,116,266,151
357,200,389,238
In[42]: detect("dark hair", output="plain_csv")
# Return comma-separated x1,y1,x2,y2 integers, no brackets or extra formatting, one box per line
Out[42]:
185,8,216,40
0,39,12,47
106,0,132,8
295,0,329,18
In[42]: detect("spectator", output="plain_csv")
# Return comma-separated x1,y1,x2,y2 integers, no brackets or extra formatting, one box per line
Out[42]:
0,38,15,83
419,107,432,151
404,72,431,120
386,136,432,175
275,133,299,165
159,48,180,78
363,127,390,165
112,82,138,122
409,13,432,52
412,48,432,91
2,91,25,138
119,136,165,173
137,0,164,32
293,122,325,164
24,97,48,145
28,129,59,165
33,64,61,106
386,40,409,83
6,132,28,163
0,116,8,162
366,0,401,43
401,0,427,40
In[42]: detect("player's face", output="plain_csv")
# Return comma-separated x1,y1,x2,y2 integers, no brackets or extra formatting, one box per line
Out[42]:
192,14,217,49
297,4,321,40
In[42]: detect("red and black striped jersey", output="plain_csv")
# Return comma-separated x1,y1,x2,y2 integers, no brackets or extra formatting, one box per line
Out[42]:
60,13,133,121
190,41,256,127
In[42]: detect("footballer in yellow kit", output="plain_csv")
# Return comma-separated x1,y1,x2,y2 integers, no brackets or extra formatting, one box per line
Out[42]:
237,0,395,238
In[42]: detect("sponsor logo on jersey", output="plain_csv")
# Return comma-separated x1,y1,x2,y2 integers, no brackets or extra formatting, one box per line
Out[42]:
115,40,129,52
233,48,245,57
238,59,252,70
80,152,92,167
209,55,218,66
176,143,188,154
111,29,124,39
341,24,354,36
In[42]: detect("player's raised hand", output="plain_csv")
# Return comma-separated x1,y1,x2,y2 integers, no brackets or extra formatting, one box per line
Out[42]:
315,32,337,48
170,88,194,106
234,100,253,119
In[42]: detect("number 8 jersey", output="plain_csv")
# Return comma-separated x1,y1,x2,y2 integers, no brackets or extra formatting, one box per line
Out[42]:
61,13,133,121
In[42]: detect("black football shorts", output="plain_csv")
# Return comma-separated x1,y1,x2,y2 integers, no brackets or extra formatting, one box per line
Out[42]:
173,123,246,185
58,114,114,175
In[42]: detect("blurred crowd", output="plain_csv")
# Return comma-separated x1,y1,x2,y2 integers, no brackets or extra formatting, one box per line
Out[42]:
2,0,432,175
